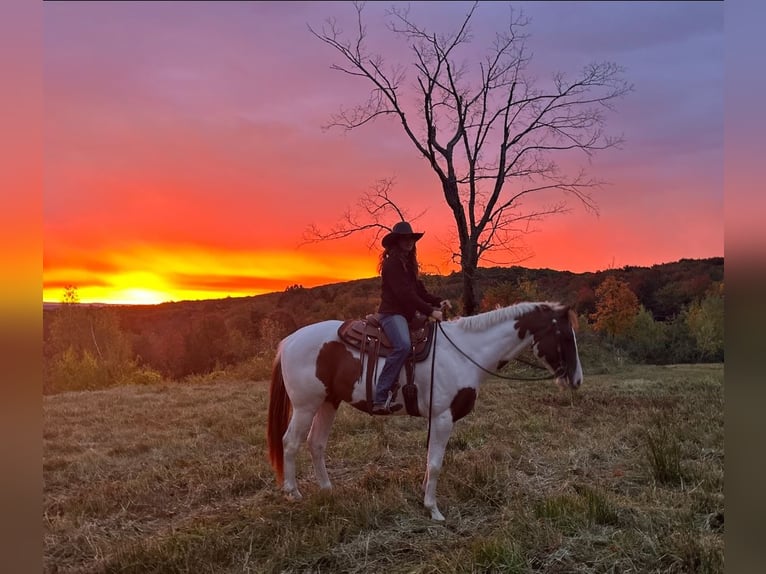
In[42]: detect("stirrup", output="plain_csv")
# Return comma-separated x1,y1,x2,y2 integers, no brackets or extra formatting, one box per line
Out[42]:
372,403,392,415
372,402,403,415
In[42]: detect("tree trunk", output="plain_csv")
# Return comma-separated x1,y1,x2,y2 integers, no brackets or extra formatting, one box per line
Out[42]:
441,175,481,315
460,245,479,316
461,263,478,315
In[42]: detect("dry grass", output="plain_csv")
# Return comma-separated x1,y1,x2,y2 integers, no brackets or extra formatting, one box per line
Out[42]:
43,364,724,573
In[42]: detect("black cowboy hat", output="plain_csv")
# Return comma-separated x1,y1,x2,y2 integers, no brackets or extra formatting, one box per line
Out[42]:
381,221,425,248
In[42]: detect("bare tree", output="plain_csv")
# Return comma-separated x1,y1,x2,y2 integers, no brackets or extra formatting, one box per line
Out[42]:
308,1,632,315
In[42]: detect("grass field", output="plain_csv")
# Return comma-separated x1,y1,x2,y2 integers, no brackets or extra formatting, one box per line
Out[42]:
43,363,723,573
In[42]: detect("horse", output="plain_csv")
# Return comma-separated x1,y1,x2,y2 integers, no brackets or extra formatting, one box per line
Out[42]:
267,301,583,521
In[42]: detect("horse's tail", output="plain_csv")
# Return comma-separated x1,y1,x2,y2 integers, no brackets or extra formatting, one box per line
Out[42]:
267,341,291,485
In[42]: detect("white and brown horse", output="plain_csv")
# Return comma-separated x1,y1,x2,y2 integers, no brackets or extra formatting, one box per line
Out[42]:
267,301,582,521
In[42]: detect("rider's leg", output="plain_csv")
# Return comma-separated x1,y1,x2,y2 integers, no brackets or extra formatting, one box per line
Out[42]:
374,313,411,408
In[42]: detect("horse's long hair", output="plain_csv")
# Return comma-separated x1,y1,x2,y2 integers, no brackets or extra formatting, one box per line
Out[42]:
378,244,419,276
267,344,292,484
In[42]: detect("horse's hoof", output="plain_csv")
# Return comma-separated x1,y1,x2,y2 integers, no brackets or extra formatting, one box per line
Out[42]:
427,507,445,521
284,489,303,501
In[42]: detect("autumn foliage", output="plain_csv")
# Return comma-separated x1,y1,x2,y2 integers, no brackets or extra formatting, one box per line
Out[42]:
590,276,640,340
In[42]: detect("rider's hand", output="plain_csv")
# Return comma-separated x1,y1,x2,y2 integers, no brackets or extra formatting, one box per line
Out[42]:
440,299,452,310
430,309,444,322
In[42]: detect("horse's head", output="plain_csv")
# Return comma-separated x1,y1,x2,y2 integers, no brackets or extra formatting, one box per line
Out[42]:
515,303,583,390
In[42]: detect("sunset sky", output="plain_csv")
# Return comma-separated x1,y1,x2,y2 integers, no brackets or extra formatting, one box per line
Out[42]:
42,1,724,305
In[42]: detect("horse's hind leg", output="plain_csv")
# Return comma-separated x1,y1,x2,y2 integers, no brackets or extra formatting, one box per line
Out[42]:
282,407,316,500
307,401,338,490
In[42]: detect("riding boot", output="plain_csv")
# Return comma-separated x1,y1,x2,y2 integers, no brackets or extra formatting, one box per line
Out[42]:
373,388,403,415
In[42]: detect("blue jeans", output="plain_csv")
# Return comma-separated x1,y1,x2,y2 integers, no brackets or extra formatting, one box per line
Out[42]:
374,313,411,405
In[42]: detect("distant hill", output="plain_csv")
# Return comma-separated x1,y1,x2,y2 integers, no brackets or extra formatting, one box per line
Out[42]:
43,257,723,383
44,256,723,320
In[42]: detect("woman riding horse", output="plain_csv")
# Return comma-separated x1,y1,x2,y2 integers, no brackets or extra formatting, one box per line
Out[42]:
373,221,451,414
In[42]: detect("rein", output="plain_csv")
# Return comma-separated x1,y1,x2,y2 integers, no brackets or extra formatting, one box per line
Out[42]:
426,319,438,450
436,321,561,382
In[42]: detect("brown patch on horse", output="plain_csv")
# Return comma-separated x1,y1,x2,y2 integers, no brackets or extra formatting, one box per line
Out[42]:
515,304,572,371
315,341,362,408
450,387,476,422
515,304,552,339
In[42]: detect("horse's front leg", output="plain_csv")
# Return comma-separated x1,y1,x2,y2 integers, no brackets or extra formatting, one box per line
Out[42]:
307,401,338,490
422,411,454,521
282,408,315,500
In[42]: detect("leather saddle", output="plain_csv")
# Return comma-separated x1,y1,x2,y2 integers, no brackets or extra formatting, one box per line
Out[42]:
337,313,435,363
337,313,435,416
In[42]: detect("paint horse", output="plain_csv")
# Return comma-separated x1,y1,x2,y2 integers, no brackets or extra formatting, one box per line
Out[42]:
267,301,583,521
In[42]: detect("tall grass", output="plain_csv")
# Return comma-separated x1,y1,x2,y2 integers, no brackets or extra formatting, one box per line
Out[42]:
43,363,723,573
643,412,684,485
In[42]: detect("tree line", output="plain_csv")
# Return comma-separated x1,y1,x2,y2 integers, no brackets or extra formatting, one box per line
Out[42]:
43,257,723,394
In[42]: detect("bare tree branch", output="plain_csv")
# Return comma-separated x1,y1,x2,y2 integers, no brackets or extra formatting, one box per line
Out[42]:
301,178,426,251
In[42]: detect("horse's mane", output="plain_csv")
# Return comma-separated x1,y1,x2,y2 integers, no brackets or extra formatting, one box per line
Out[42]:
452,301,565,332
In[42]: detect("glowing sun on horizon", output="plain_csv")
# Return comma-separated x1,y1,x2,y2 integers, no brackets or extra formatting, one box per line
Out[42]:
105,288,170,305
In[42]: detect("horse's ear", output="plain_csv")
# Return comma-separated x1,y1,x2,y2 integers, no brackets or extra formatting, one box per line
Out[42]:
567,307,579,332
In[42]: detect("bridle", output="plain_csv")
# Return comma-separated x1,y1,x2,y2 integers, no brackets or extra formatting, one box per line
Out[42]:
549,317,569,380
435,317,571,382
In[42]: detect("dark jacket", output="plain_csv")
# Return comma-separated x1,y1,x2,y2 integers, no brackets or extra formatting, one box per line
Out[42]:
378,253,441,321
